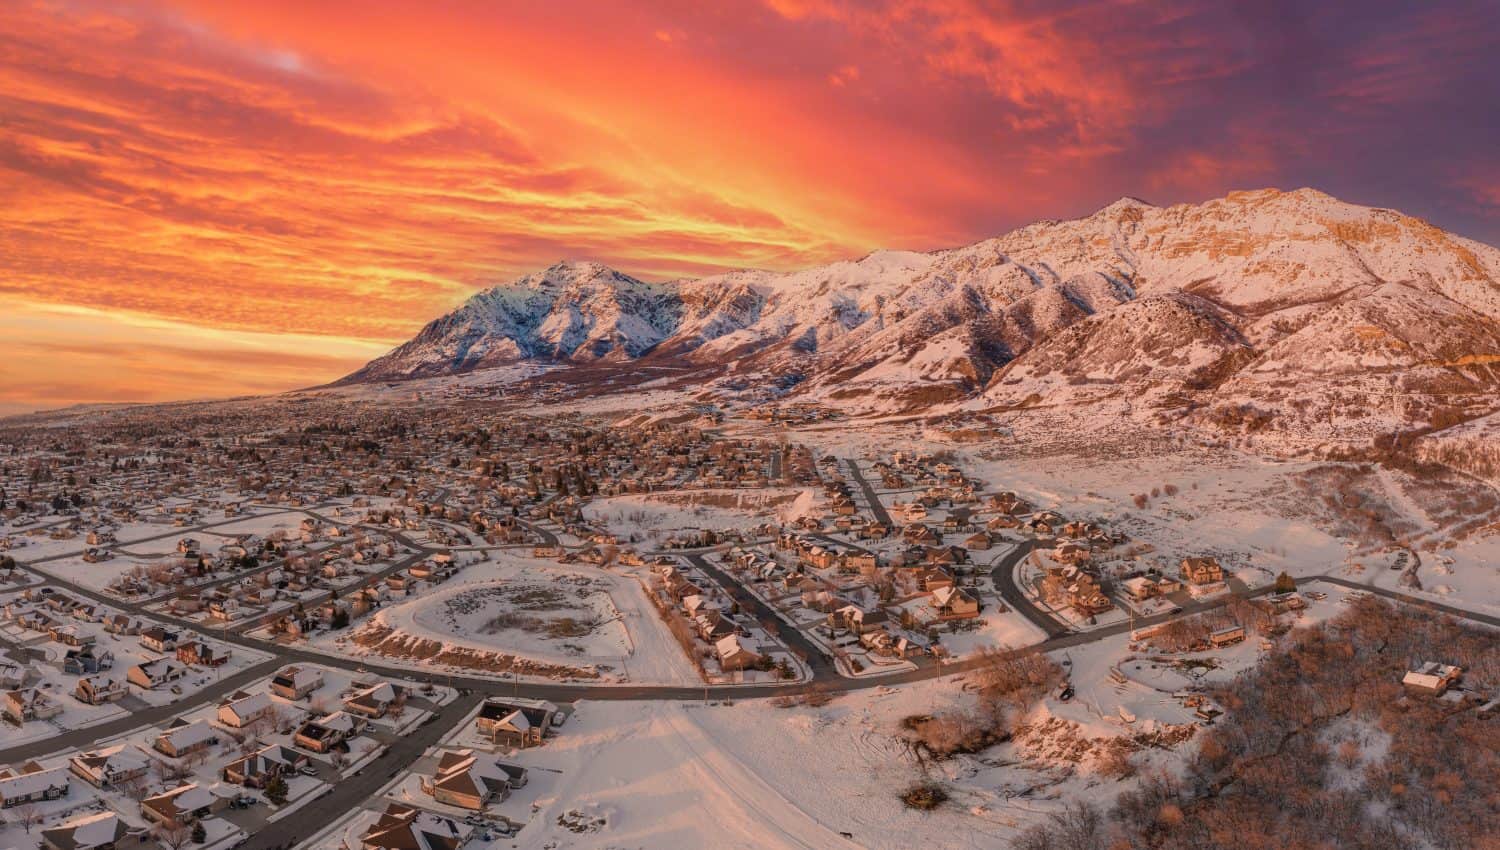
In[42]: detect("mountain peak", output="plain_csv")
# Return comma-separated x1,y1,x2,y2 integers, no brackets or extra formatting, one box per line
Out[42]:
536,258,625,283
340,187,1500,437
1100,195,1154,212
543,258,613,275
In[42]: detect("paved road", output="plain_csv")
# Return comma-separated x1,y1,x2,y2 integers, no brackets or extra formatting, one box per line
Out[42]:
12,484,1500,846
516,517,558,548
240,693,485,850
684,553,838,680
842,459,893,527
1315,575,1500,627
0,659,282,763
987,540,1070,639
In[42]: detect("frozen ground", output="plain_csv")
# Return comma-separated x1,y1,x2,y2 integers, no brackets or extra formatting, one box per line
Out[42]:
480,657,1204,850
749,419,1497,619
316,554,700,684
583,488,810,544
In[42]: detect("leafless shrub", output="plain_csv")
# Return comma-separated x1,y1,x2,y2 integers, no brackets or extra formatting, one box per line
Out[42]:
899,781,949,811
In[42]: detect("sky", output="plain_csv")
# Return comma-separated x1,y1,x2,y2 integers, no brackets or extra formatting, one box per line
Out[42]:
2,0,1498,416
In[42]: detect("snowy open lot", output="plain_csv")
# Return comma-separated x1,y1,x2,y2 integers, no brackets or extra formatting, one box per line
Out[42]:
316,553,701,684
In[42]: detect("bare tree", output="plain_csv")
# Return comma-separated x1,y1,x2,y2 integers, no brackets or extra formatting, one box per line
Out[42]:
155,820,193,850
117,773,151,802
14,802,40,834
153,756,190,783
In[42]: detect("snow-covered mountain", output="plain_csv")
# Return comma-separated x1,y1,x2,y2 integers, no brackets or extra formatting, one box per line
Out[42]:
341,261,679,381
342,188,1500,441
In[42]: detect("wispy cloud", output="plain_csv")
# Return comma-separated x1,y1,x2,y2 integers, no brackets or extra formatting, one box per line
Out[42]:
0,0,1495,409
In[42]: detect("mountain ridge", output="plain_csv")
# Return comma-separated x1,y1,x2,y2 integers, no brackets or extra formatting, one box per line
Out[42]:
339,187,1500,442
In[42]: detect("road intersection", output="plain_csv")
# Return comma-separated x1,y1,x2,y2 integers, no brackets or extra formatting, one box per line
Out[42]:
4,462,1492,846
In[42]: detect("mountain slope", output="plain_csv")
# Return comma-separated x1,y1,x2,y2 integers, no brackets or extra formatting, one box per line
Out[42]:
339,188,1500,442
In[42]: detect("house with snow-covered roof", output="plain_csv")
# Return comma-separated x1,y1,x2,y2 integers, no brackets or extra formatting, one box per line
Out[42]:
41,810,147,850
153,718,216,758
344,681,401,718
361,802,472,850
217,689,274,728
69,744,151,789
0,763,71,807
420,749,517,810
1402,662,1462,696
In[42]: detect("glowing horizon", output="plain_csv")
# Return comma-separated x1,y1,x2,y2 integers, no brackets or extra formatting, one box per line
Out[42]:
2,0,1497,414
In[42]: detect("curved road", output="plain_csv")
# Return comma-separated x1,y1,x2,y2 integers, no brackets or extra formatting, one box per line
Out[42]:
7,480,1496,848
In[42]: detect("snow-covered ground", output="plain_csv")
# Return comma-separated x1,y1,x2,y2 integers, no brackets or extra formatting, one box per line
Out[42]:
458,660,1203,850
314,553,701,685
583,488,810,544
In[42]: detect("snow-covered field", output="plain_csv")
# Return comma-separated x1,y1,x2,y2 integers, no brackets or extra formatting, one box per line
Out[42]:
316,553,701,684
583,488,811,544
463,657,1204,850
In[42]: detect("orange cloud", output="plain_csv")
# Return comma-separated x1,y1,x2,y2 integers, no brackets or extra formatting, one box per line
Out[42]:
0,0,1494,412
0,300,386,417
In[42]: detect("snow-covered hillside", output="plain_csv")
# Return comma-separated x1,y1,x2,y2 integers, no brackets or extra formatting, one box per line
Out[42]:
342,188,1500,442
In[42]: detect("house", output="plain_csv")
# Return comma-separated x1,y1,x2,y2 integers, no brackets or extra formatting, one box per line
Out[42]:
177,640,230,667
420,750,515,810
138,627,178,653
41,810,147,850
860,628,915,658
1402,662,1463,696
70,603,104,623
270,665,323,700
344,681,402,718
103,614,143,635
0,662,28,689
63,645,114,675
928,586,981,620
361,802,472,850
478,707,536,748
294,710,364,753
1264,592,1307,613
830,604,889,635
47,622,93,647
1209,625,1246,647
153,718,216,758
222,744,306,788
0,764,70,807
127,658,187,690
1053,541,1091,566
475,698,557,748
1121,574,1181,601
3,687,63,723
1039,564,1113,617
75,673,129,705
715,634,764,672
140,782,229,826
69,744,152,789
1180,556,1225,585
912,566,955,592
217,690,274,728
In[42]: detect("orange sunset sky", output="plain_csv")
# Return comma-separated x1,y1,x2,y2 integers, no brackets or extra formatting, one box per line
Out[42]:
2,0,1498,415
